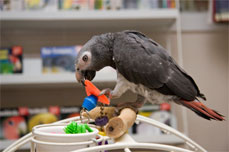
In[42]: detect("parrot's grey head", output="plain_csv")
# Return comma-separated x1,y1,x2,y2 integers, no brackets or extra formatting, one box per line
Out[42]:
75,34,114,85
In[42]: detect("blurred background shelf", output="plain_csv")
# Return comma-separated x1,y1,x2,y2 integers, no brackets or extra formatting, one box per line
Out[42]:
0,55,116,86
0,57,116,85
0,8,180,86
1,9,178,30
1,9,178,20
0,1,185,150
0,67,116,85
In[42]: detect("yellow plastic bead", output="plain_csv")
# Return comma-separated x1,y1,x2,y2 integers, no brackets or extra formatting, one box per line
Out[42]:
98,131,106,136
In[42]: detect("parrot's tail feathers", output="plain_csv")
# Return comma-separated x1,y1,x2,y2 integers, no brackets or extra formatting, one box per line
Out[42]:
198,93,206,100
181,100,225,121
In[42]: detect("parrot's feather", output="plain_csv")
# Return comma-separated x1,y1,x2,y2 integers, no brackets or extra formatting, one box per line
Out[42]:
180,100,224,121
113,31,202,101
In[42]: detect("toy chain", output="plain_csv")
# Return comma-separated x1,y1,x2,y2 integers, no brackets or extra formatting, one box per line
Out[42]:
100,104,104,117
99,103,105,131
94,103,109,131
80,108,91,124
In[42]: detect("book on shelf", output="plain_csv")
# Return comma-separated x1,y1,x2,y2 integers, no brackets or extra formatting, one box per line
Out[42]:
0,46,23,74
41,45,82,74
180,0,208,12
59,0,176,10
58,0,89,10
213,0,229,22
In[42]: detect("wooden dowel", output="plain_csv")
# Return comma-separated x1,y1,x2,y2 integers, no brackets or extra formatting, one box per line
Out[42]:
105,108,136,139
82,106,115,120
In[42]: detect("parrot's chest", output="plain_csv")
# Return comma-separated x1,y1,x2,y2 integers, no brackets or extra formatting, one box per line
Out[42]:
117,72,176,104
130,83,175,104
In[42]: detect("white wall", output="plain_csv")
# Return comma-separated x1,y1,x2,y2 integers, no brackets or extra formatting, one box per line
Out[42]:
181,31,228,152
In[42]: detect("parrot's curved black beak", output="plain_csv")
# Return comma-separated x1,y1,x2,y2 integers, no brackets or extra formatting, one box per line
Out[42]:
83,70,96,81
76,69,96,86
80,78,86,86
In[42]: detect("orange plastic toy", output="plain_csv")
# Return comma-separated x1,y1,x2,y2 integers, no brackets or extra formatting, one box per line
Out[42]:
84,80,110,105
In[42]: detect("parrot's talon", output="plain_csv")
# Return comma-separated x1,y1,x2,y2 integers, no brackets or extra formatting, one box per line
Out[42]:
81,79,86,86
99,88,112,99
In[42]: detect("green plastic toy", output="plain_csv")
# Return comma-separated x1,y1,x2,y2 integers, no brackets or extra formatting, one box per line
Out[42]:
64,121,93,134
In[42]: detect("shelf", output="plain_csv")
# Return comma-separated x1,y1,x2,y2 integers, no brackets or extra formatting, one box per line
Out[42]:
179,12,229,31
0,68,116,85
0,69,116,85
1,9,178,30
1,9,178,20
131,134,184,145
0,140,30,150
0,58,116,85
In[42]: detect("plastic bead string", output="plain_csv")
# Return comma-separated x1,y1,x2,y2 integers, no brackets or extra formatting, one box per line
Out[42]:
80,108,91,124
94,104,109,131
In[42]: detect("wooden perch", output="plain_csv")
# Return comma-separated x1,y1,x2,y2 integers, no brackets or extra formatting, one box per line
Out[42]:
82,106,137,139
82,106,116,120
105,108,137,139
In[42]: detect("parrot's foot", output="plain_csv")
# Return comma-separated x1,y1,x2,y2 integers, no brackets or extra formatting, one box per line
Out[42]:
117,102,142,113
99,88,113,99
117,95,145,113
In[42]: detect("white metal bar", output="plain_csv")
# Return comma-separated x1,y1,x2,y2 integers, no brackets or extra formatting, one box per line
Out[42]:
3,133,33,152
73,143,194,152
175,0,183,67
136,115,207,152
166,33,172,55
124,148,132,152
31,135,103,146
175,0,189,138
3,115,207,152
30,141,34,152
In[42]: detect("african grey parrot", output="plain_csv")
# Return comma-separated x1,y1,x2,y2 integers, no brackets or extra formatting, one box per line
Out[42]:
75,30,224,121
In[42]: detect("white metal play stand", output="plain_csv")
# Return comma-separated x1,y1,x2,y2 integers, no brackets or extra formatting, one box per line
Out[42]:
3,115,207,152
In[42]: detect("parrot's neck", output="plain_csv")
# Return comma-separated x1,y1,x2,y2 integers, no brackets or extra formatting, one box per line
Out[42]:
105,33,116,69
94,33,116,71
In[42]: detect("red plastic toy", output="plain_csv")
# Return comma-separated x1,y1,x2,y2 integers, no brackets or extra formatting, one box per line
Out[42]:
84,80,110,105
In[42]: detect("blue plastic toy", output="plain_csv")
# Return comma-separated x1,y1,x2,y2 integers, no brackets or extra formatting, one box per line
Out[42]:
82,95,98,111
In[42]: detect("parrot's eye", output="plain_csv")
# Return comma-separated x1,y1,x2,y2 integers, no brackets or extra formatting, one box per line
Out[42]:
8,120,14,126
82,55,88,62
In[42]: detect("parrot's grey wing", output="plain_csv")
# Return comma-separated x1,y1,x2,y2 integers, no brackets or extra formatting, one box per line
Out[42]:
114,32,171,88
113,31,199,101
167,57,206,100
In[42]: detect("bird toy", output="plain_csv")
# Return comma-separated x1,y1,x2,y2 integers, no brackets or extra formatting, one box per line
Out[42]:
80,80,110,128
64,121,93,134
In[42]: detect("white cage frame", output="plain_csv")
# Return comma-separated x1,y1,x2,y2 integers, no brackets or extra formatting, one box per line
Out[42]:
3,115,207,152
